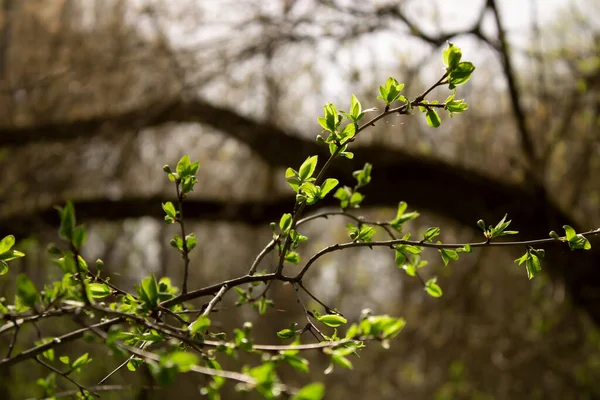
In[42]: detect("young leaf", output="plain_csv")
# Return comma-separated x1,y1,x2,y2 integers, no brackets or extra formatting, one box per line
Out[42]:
0,235,15,254
317,314,347,328
425,110,441,128
438,247,459,266
449,62,475,89
443,42,462,70
319,178,339,198
292,383,325,400
176,155,192,177
423,227,440,242
425,278,443,297
350,94,361,120
186,233,197,251
525,253,542,279
58,201,76,242
0,261,8,276
72,353,91,370
279,213,292,232
189,315,211,335
88,283,112,299
299,156,318,181
17,274,39,308
285,168,302,192
352,163,372,188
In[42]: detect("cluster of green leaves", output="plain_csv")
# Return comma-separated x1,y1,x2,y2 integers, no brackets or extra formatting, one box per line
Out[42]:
514,225,592,279
515,248,544,280
0,235,25,275
334,162,371,209
477,214,519,240
164,155,199,195
286,156,339,206
419,42,474,127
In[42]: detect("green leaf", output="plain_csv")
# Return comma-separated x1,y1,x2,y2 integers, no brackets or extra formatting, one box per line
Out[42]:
17,274,39,308
189,315,211,335
292,383,325,400
285,251,300,264
425,278,443,297
425,109,441,127
0,261,8,276
350,94,361,120
279,213,292,232
394,248,407,269
445,99,468,116
349,192,364,208
285,168,302,192
332,355,353,370
170,234,183,251
0,235,15,254
0,249,25,262
526,253,542,279
334,187,352,209
563,225,576,241
167,352,198,372
423,227,440,242
317,314,347,328
72,353,91,370
277,327,297,339
88,283,111,299
514,252,529,266
127,358,143,372
381,318,406,339
186,233,197,251
72,226,86,249
59,356,70,365
378,77,405,105
140,275,159,309
317,117,330,132
58,201,76,242
162,202,177,219
443,42,462,70
449,61,475,89
283,354,309,373
438,247,459,266
391,202,420,230
456,244,471,253
352,163,372,188
339,123,356,142
319,178,339,198
299,156,318,181
176,155,191,177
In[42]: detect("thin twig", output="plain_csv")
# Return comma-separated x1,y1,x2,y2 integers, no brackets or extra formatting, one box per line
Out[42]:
175,181,191,294
295,228,600,280
298,282,336,314
25,385,158,400
5,320,20,358
293,283,325,341
248,240,276,275
35,356,100,398
202,284,229,317
0,318,122,369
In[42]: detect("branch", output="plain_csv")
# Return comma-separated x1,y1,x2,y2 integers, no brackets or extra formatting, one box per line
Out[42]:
34,356,100,398
0,318,122,370
489,0,537,172
295,229,600,280
201,284,229,317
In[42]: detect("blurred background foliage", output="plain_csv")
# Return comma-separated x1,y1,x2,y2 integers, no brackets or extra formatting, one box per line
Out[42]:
1,0,600,399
